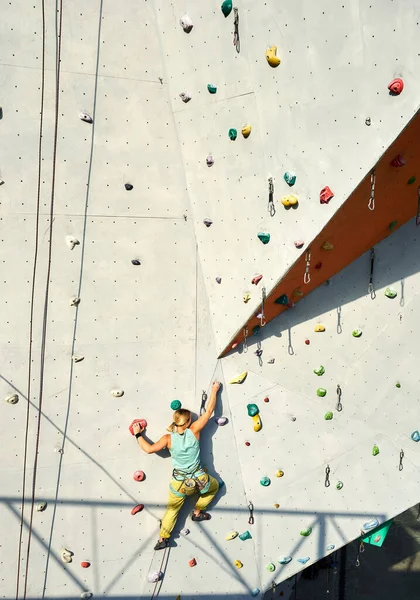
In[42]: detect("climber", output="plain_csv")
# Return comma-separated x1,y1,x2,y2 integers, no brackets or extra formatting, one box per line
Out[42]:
132,381,221,551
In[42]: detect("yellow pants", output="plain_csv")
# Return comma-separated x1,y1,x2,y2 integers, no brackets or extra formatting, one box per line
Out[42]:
160,475,219,539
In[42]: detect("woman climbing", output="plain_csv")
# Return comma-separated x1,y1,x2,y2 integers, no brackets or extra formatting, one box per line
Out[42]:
132,380,221,550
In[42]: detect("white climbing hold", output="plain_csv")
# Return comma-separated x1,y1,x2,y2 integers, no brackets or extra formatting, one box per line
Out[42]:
66,236,80,250
179,14,193,33
181,527,190,536
79,111,93,124
72,355,84,363
36,501,47,512
361,518,379,533
203,218,213,227
60,548,74,564
326,544,335,551
147,571,163,583
111,389,124,397
179,92,192,103
206,154,214,167
4,393,19,404
216,277,222,284
70,297,81,306
80,593,92,600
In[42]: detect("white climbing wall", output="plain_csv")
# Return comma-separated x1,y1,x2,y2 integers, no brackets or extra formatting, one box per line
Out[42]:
1,1,420,599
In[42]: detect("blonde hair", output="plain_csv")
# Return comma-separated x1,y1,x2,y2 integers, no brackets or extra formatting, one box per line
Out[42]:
167,409,191,432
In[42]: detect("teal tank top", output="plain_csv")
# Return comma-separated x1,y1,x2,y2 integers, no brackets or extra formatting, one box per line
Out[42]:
170,429,200,472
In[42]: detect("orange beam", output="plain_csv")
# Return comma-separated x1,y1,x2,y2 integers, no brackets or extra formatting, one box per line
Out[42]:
220,109,420,358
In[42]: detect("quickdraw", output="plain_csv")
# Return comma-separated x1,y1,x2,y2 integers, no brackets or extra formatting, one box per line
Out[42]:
200,390,207,416
243,326,248,353
268,177,275,216
304,249,311,284
233,7,240,53
336,384,342,412
416,187,420,226
399,449,404,471
368,248,376,299
325,465,330,488
260,287,267,327
248,501,254,525
368,169,375,211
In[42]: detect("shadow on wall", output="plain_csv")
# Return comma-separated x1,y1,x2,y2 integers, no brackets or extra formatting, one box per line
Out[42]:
236,217,420,355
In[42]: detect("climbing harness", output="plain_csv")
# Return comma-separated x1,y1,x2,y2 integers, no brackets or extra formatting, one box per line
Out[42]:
368,169,376,211
368,248,376,299
243,326,248,353
171,461,211,497
200,390,207,416
304,249,311,284
336,384,343,412
233,7,240,53
325,465,331,488
268,177,275,216
260,287,267,327
399,449,404,471
416,187,420,226
248,501,254,525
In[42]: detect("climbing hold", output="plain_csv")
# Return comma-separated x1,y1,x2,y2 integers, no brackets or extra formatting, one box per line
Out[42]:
252,415,262,432
36,501,47,512
170,400,182,411
131,259,141,266
326,544,335,551
396,382,401,388
241,124,252,138
305,339,310,345
297,557,310,565
251,589,260,597
257,232,270,244
284,172,296,186
60,548,74,564
352,329,362,338
245,441,250,446
336,481,343,490
206,154,214,167
266,563,275,572
133,470,145,482
247,404,259,417
411,431,420,442
207,84,217,94
131,504,144,515
226,531,239,541
294,240,304,249
216,277,222,284
228,128,238,141
266,46,281,67
260,476,271,487
362,518,379,533
365,117,371,126
373,535,382,543
189,558,197,567
72,355,84,363
384,287,397,299
243,292,251,303
320,186,334,204
252,325,260,336
251,274,263,285
314,366,325,376
111,389,124,397
129,419,147,435
4,393,19,404
179,14,193,33
276,470,284,478
391,154,406,167
80,593,93,600
263,397,269,403
274,503,280,509
300,527,312,537
389,220,398,232
317,388,327,397
147,571,163,583
321,241,334,251
278,556,292,565
281,194,298,207
230,372,247,384
179,92,192,103
407,176,416,185
239,531,252,541
388,78,404,95
314,324,325,332
372,444,380,456
79,112,93,123
66,235,80,250
221,0,233,17
234,560,243,569
315,262,323,270
70,297,81,306
181,528,190,536
81,562,91,568
324,412,333,420
124,183,134,190
203,218,213,227
268,358,275,364
292,288,304,298
274,294,288,305
214,416,228,426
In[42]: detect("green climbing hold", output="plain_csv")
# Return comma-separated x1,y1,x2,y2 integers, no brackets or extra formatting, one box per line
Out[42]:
284,171,296,186
207,84,217,94
372,444,380,456
396,382,401,388
300,527,312,537
336,481,343,490
324,411,333,420
352,329,362,338
221,0,233,17
389,220,398,232
228,128,237,141
385,287,397,299
257,232,270,244
252,325,260,336
239,530,252,541
407,176,416,185
317,388,327,397
274,294,288,305
314,366,325,376
260,476,271,487
247,403,259,417
266,562,275,572
171,400,181,410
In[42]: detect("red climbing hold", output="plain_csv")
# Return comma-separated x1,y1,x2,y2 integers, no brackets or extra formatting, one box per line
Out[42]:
305,339,310,345
320,186,334,204
245,441,250,446
131,504,144,515
315,262,323,270
81,562,91,569
129,419,147,436
391,154,406,167
263,397,269,403
388,78,404,95
251,274,263,285
189,558,197,567
133,470,145,482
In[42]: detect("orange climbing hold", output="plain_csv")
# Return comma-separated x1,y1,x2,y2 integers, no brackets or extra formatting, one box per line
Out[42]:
81,562,91,568
189,558,197,567
131,504,144,515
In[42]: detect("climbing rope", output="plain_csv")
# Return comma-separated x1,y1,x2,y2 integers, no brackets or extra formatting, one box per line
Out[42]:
268,177,275,216
368,248,376,299
260,287,267,327
304,249,311,284
368,169,376,211
336,384,342,412
233,7,240,53
150,545,170,600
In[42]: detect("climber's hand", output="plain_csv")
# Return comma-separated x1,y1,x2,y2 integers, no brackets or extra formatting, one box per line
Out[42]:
212,380,221,392
133,422,144,435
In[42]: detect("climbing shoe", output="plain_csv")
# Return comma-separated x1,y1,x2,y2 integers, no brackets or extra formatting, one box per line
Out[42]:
154,539,169,551
191,511,211,522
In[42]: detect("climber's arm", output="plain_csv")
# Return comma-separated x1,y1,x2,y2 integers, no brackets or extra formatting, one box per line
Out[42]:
133,422,169,454
191,381,221,434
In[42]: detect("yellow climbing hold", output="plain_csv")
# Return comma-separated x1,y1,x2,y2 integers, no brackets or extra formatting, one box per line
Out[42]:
266,46,281,67
226,531,239,541
234,560,243,569
252,414,262,432
274,503,280,509
230,372,248,384
243,292,251,303
276,470,284,478
314,324,325,332
281,194,298,207
321,241,334,251
242,124,252,138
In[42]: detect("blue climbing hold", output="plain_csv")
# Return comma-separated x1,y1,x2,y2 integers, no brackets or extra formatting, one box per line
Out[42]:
260,476,271,487
251,589,260,597
326,544,335,551
257,232,270,244
170,400,181,410
252,325,260,336
297,557,310,565
411,431,420,442
278,556,292,565
274,294,288,305
221,0,233,17
239,530,252,541
228,128,238,141
362,518,379,533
